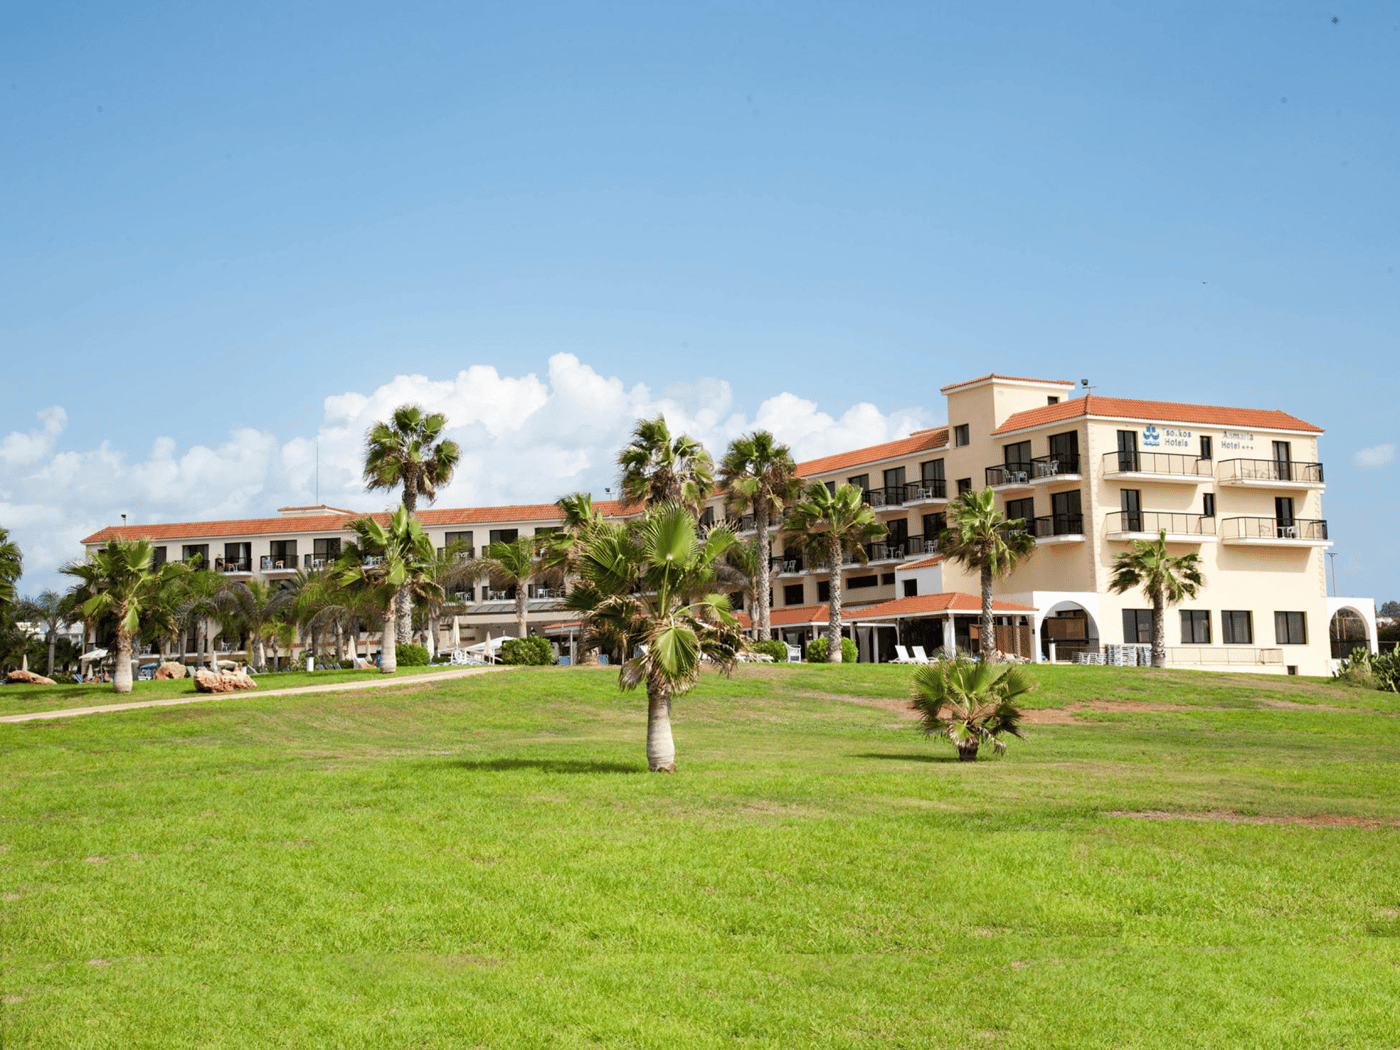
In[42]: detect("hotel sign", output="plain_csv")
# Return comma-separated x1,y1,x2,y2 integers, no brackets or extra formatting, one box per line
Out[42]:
1138,425,1256,453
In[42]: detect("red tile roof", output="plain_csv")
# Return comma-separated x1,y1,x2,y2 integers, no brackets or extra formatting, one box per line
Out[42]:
992,395,1322,436
736,604,837,629
939,373,1075,393
846,592,1036,620
900,554,942,570
795,428,949,479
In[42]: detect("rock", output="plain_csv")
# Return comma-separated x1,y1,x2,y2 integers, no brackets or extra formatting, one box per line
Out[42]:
5,669,57,686
192,668,257,693
155,662,187,680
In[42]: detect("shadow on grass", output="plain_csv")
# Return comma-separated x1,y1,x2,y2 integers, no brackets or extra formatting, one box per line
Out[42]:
853,751,960,764
437,757,642,775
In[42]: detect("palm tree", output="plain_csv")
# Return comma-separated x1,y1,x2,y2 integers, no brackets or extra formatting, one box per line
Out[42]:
15,590,72,677
617,416,715,514
1108,530,1206,668
178,568,228,672
0,527,22,608
540,492,608,664
336,507,441,674
219,579,292,670
937,488,1037,660
911,657,1033,762
565,504,747,771
781,482,886,664
61,539,188,693
362,404,462,642
719,431,799,642
715,536,766,622
481,535,560,643
420,538,480,659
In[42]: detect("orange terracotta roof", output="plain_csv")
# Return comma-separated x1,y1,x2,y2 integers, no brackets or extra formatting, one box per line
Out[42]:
846,592,1036,620
900,554,942,570
736,604,834,629
795,428,949,478
276,504,358,514
939,374,1075,393
992,395,1322,436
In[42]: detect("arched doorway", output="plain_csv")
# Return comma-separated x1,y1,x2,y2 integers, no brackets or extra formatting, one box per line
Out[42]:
1329,608,1370,660
1039,601,1100,662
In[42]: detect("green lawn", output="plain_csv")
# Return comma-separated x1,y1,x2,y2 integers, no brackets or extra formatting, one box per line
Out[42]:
3,664,1399,1048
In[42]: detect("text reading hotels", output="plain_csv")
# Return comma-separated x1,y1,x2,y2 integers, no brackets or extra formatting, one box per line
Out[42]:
1161,427,1194,450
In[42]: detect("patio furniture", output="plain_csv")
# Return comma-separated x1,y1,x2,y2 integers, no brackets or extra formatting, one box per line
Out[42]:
911,646,932,664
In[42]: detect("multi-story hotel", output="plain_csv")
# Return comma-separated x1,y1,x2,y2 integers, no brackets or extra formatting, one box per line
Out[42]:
82,373,1377,676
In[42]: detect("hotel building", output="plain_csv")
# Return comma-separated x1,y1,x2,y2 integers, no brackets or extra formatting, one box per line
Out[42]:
81,374,1377,676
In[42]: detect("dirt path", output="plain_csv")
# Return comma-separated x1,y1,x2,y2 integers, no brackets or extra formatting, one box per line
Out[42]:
0,666,515,724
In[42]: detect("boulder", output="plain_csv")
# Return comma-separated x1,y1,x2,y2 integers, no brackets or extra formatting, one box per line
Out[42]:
5,669,57,686
192,668,257,694
155,662,188,680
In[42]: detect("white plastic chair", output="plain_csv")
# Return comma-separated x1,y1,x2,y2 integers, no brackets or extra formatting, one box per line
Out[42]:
911,646,932,664
892,645,916,664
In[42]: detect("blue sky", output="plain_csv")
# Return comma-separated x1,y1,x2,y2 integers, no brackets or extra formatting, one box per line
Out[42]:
2,2,1396,600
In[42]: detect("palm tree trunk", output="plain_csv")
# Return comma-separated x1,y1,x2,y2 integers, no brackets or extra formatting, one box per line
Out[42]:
256,630,266,671
207,617,218,671
516,584,528,641
1151,587,1167,668
645,676,676,772
827,534,844,663
981,564,995,661
756,505,771,642
380,608,397,674
113,626,134,694
396,478,418,644
46,633,56,677
335,622,345,665
427,609,439,660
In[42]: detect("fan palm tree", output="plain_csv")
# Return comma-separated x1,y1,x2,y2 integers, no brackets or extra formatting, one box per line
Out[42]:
421,537,481,659
910,656,1034,761
219,579,293,670
539,492,608,664
15,590,73,677
362,404,462,642
60,539,188,693
937,488,1037,660
481,535,560,643
1108,530,1206,668
0,527,22,608
715,536,766,621
719,431,799,642
336,507,441,674
178,568,228,671
617,416,715,514
565,504,747,771
781,482,886,664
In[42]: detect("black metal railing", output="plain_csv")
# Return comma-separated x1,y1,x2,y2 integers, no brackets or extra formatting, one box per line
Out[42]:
437,547,475,562
903,478,947,502
723,514,756,532
1103,451,1210,477
219,561,251,573
865,541,906,562
1218,459,1325,484
986,462,1034,487
1220,517,1328,541
903,533,941,555
259,556,298,571
1030,453,1081,478
770,555,804,574
304,555,338,570
865,486,907,509
1031,514,1084,538
1104,511,1216,536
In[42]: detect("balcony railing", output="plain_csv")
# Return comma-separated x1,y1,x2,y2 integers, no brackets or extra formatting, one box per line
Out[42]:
865,541,906,562
1218,459,1324,485
1220,517,1328,542
1031,514,1084,538
903,479,947,503
1164,646,1283,666
219,560,251,574
903,533,942,556
437,547,476,562
865,486,908,509
986,462,1034,488
1104,511,1217,537
1030,453,1081,479
1103,451,1210,477
304,555,338,570
771,555,805,574
259,556,298,572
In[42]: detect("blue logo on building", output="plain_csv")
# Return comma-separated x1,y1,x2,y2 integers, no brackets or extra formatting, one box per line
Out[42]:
1142,425,1160,448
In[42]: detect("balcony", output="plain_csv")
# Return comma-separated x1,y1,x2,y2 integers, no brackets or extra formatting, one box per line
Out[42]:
1104,511,1217,543
722,514,757,533
1219,517,1331,547
259,556,299,576
770,555,805,576
902,479,947,506
985,463,1034,492
864,541,906,563
1102,451,1211,484
1028,453,1082,484
304,555,338,571
902,534,942,557
865,486,908,510
218,560,254,577
437,547,476,563
1218,459,1325,490
1030,514,1085,543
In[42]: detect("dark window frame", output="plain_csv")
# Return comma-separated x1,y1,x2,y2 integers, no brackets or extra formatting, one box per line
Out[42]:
1221,610,1254,645
1122,609,1152,644
953,424,970,447
1275,611,1307,645
1180,610,1211,644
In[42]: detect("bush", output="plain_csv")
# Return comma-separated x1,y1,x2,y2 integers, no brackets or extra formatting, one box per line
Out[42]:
752,639,789,662
395,643,430,667
805,636,858,664
338,659,354,670
500,636,553,666
431,654,452,664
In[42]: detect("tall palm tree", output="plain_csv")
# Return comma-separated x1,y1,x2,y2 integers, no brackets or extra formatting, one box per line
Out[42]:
219,579,293,670
336,507,441,674
362,404,462,641
1108,530,1206,668
781,482,886,664
565,504,747,771
617,416,715,514
937,488,1037,660
0,527,22,608
178,568,228,672
421,537,480,659
715,536,766,622
15,590,72,677
61,539,188,693
719,431,799,642
481,535,560,642
539,492,608,664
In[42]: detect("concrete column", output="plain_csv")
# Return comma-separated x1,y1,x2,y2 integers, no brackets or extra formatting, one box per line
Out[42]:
944,613,956,657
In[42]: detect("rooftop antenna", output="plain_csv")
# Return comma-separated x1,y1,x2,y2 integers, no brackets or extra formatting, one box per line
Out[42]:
1080,378,1096,399
315,440,319,506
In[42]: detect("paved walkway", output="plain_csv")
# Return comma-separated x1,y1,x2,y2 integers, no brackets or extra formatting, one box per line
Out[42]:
0,665,514,724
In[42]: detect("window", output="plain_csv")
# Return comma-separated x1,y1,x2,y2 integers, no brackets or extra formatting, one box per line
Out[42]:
223,542,251,571
1199,435,1213,460
488,528,518,546
150,546,167,568
1180,610,1211,644
922,512,946,539
269,540,296,569
1050,490,1083,534
1202,493,1215,518
824,481,836,495
311,538,340,568
1275,497,1295,532
1120,489,1142,532
1048,431,1079,472
921,459,944,483
883,466,905,492
817,580,830,603
1275,611,1307,645
903,579,918,597
1116,430,1138,472
847,474,869,494
182,544,209,568
1005,497,1034,525
953,424,970,447
1221,610,1253,645
1047,396,1059,405
1122,609,1152,643
884,518,908,548
957,478,973,495
784,584,805,606
534,526,560,538
445,530,473,551
698,506,714,527
848,574,878,589
881,573,895,585
1003,441,1032,470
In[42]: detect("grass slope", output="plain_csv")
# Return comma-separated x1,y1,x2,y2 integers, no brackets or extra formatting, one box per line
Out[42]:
3,665,1399,1048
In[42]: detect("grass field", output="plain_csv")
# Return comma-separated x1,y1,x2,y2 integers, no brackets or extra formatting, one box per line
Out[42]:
3,663,1399,1048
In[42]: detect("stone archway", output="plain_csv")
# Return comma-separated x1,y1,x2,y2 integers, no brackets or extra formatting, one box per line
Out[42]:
1329,607,1371,660
1039,601,1100,662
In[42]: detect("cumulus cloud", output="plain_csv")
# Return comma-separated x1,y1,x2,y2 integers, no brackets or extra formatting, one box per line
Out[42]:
1,354,934,592
1354,443,1396,470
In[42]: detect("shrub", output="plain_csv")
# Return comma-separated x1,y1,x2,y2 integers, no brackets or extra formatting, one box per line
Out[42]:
395,643,430,667
805,636,858,664
431,654,452,664
500,636,553,666
338,659,354,670
752,639,789,662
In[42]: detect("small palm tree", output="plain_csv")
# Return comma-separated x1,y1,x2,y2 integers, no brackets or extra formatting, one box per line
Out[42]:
219,579,293,670
1107,530,1205,668
481,536,560,643
422,538,479,659
911,657,1033,761
715,536,766,621
178,568,228,671
336,508,441,674
15,590,73,677
363,404,462,642
617,416,715,514
937,488,1036,659
61,539,189,693
0,527,22,608
565,504,747,771
540,493,608,664
719,431,799,642
781,482,886,664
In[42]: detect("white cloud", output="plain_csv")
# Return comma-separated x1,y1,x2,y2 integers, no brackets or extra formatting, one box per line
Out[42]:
0,354,934,593
1354,443,1397,470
